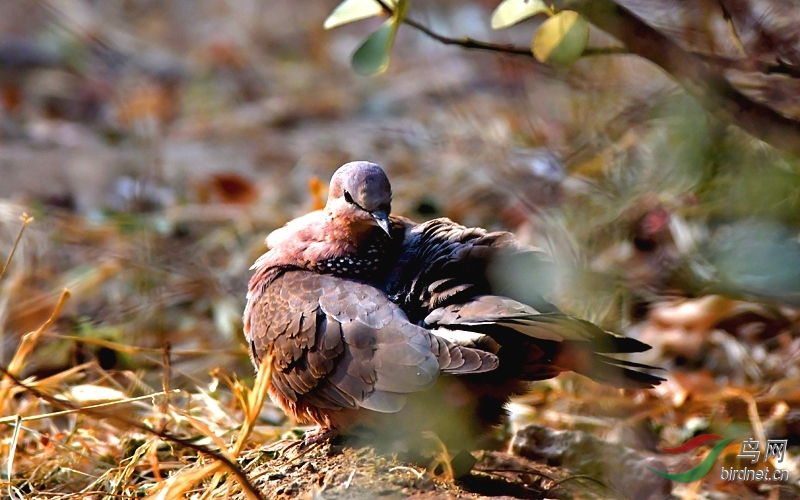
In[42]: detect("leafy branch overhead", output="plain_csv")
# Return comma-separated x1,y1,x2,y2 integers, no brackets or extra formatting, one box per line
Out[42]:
325,0,407,75
325,0,591,70
324,0,800,157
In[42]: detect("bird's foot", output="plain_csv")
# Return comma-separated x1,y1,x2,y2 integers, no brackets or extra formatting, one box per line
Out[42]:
275,427,339,459
274,438,302,456
299,427,338,451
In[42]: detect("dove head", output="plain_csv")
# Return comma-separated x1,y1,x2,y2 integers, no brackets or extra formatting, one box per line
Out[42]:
326,161,393,236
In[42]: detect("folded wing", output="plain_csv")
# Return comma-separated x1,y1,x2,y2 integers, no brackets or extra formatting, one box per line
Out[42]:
387,218,663,390
244,270,498,416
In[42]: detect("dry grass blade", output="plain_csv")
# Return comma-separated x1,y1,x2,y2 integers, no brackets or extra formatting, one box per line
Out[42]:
200,468,228,500
0,388,179,425
233,350,273,456
196,352,274,498
727,387,766,445
0,213,33,283
422,431,454,481
22,362,93,391
149,462,222,500
161,343,172,420
40,332,245,357
6,415,22,500
388,466,425,480
0,366,264,500
0,288,71,414
116,438,157,493
178,411,233,460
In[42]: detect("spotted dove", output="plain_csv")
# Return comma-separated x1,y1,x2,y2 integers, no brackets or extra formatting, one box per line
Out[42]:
244,161,662,447
243,162,498,445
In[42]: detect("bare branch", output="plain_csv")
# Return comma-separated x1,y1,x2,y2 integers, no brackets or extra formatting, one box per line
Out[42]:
372,0,800,156
566,0,800,156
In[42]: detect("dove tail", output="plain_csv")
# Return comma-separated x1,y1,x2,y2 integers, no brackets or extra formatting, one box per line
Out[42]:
552,344,665,389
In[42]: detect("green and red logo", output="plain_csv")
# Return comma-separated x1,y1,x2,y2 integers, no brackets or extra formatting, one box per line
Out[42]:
648,434,733,482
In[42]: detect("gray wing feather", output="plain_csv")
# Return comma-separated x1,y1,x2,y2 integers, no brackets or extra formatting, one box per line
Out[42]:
245,270,498,415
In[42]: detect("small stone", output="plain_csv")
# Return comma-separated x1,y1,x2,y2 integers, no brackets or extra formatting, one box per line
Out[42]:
511,424,671,500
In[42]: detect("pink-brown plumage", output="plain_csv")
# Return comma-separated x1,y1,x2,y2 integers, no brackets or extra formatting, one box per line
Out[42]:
243,162,498,446
244,161,662,448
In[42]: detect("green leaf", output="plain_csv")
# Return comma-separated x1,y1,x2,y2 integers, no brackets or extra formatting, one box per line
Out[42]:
531,10,589,65
491,0,550,30
350,0,407,76
324,0,394,30
351,19,395,75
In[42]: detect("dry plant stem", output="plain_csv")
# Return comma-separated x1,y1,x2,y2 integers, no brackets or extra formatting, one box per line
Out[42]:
7,415,22,499
159,342,172,432
422,431,454,480
233,351,274,456
728,387,765,445
41,332,245,357
0,214,33,283
198,352,274,498
147,437,164,483
388,466,425,479
0,366,265,500
475,467,556,481
0,214,34,377
0,389,179,425
0,288,71,415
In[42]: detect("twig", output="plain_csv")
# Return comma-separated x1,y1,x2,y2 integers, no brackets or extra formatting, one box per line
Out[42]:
373,0,800,155
421,431,454,480
159,342,172,431
343,468,357,489
380,0,800,79
388,466,425,479
566,0,800,156
373,0,626,59
0,214,33,283
40,332,245,357
0,389,179,424
0,365,265,500
474,466,557,481
7,415,22,500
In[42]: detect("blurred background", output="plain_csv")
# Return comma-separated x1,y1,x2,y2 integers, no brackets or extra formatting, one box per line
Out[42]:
1,0,799,497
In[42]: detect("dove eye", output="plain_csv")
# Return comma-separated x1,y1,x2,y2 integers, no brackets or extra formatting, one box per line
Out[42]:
343,190,355,204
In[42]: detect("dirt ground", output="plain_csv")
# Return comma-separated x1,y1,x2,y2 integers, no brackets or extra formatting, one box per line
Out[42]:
232,444,613,500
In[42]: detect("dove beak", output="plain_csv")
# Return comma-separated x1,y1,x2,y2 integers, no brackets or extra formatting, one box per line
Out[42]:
371,210,392,237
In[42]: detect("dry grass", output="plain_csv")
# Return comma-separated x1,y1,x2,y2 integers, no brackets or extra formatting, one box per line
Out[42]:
0,213,285,499
0,333,281,499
